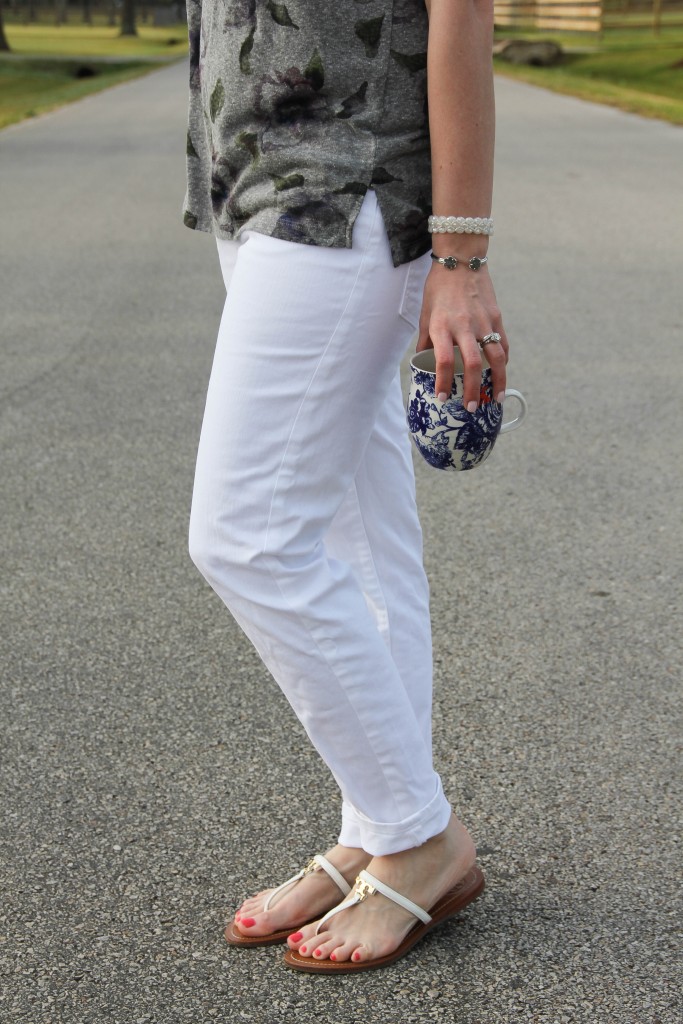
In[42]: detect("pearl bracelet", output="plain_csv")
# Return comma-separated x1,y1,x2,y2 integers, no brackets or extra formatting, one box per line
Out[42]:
428,215,494,236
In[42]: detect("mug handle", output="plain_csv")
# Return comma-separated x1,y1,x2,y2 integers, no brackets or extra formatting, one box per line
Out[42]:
499,388,527,433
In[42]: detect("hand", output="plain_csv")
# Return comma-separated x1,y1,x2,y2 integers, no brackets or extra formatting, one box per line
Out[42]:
416,263,509,409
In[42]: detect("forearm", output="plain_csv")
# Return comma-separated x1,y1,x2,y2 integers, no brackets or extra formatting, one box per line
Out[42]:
426,0,496,258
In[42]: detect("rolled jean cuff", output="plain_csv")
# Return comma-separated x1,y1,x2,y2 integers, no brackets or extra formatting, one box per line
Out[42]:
339,777,452,857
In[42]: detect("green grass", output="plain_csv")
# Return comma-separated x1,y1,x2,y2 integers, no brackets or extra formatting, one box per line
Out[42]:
0,57,176,130
0,21,188,129
493,24,683,124
3,19,188,58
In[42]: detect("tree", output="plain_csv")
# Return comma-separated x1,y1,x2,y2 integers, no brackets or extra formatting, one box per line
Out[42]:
120,0,138,36
0,0,10,53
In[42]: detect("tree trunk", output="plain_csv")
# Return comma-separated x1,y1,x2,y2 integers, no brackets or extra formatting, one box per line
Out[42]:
0,0,11,53
120,0,138,36
653,0,662,36
55,0,68,25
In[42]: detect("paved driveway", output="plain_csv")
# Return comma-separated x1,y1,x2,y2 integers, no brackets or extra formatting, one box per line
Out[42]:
1,60,681,1023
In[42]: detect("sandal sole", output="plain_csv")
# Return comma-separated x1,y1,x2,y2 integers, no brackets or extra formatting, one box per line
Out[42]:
225,915,321,948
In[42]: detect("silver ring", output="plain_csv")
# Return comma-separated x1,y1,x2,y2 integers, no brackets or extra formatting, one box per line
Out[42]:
479,332,502,347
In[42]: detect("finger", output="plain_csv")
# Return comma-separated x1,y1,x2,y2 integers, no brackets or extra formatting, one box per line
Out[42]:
416,311,432,353
457,334,484,410
483,340,507,404
499,329,510,365
488,306,509,362
430,329,455,400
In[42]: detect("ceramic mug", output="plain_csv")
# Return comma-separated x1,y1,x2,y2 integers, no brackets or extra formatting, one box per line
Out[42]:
407,348,527,471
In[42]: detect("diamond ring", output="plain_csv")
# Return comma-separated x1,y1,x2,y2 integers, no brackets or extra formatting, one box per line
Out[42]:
479,332,502,347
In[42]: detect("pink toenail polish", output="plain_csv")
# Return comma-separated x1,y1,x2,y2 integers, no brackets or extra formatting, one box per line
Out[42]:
240,917,255,927
313,949,322,957
353,952,361,962
289,932,303,942
330,953,337,961
300,946,307,954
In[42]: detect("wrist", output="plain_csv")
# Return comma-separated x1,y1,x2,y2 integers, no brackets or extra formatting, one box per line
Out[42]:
430,239,489,261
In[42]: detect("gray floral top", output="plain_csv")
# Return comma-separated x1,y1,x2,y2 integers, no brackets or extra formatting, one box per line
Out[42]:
181,0,431,267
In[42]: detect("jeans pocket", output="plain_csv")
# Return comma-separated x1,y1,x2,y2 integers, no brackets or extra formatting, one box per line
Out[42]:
398,251,430,331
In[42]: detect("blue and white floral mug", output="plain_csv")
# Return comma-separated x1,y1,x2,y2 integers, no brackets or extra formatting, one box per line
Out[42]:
407,349,527,472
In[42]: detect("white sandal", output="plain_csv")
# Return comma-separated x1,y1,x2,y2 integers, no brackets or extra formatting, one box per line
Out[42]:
283,864,485,972
225,854,352,947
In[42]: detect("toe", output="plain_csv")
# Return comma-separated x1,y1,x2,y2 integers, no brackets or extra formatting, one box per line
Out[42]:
325,939,355,963
234,909,281,935
232,915,257,934
239,896,262,913
310,936,337,961
288,922,318,949
240,910,283,936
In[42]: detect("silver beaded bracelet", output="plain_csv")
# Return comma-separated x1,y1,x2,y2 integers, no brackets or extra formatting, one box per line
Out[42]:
428,215,494,236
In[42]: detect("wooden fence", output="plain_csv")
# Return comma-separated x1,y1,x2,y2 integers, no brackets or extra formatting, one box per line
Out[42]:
494,0,683,32
495,1,602,32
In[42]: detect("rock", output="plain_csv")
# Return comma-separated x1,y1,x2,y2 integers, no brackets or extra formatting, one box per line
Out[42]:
493,39,564,67
73,65,99,79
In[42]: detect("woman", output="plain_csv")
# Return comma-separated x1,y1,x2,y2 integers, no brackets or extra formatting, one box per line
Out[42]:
183,0,508,974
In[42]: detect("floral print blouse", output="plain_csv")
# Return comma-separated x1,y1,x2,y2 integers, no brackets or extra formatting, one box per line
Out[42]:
182,0,431,267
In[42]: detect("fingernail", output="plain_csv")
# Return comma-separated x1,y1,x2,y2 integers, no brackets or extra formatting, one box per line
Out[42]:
467,401,477,413
289,931,303,942
438,392,448,402
496,391,506,404
240,917,255,927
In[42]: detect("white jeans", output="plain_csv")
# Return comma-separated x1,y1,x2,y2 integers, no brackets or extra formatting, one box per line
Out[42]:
189,189,452,856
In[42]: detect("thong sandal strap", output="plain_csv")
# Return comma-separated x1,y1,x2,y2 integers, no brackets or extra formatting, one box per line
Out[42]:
263,854,351,912
314,868,432,935
313,854,353,899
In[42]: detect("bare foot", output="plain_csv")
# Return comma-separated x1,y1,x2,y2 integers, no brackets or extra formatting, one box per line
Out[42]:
232,845,371,938
286,815,476,963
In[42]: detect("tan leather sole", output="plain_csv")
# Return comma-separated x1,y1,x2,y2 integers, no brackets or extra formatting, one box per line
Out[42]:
225,916,320,948
282,864,485,973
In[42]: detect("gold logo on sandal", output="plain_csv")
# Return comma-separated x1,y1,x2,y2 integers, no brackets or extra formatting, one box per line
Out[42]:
354,877,376,902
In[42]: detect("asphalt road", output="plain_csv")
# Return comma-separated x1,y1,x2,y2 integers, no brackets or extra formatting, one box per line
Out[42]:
1,59,681,1024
